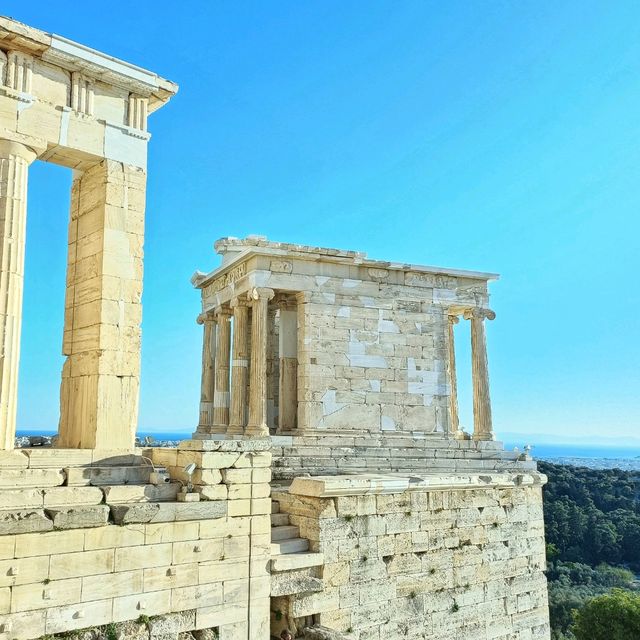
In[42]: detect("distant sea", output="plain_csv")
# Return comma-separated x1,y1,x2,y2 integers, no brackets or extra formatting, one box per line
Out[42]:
503,442,640,460
16,430,640,462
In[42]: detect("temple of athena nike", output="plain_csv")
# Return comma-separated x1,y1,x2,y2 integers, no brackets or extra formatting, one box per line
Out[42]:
0,16,550,640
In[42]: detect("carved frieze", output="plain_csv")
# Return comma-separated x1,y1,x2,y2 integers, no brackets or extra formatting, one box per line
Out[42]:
270,260,292,273
405,272,457,289
202,262,247,297
368,267,389,280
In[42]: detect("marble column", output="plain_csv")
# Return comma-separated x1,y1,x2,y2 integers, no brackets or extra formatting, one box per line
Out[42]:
447,314,465,439
463,307,496,441
211,306,232,433
277,295,298,433
196,313,216,432
227,296,250,435
0,140,37,450
246,287,274,437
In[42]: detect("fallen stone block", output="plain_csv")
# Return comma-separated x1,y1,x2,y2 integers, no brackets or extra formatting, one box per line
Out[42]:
45,505,110,529
110,501,227,525
0,509,53,535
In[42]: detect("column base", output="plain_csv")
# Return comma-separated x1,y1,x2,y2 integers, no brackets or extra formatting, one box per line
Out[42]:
245,424,269,437
193,427,229,440
473,432,495,441
226,424,245,436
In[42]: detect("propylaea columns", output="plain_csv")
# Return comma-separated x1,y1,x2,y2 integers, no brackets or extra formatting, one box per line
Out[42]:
464,307,496,441
246,287,274,437
0,140,38,450
228,296,250,435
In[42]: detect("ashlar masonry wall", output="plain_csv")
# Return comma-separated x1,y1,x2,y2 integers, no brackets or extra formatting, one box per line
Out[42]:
0,442,271,640
272,473,551,640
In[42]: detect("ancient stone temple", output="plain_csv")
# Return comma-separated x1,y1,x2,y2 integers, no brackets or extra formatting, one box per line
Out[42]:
0,15,550,640
192,237,519,476
191,237,551,639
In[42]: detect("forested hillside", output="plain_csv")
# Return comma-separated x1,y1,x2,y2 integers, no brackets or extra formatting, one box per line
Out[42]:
539,461,640,639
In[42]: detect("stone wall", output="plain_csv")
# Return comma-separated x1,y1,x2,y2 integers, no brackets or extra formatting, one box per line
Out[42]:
272,473,550,640
0,442,271,640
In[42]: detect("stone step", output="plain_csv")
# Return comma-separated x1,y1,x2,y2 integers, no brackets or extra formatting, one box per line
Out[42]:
271,525,299,541
102,483,181,503
271,500,280,514
270,513,289,527
270,538,309,555
271,552,324,573
66,466,154,486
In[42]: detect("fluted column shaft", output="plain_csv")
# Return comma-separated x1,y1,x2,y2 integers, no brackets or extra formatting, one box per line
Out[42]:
0,141,37,450
464,308,496,441
447,314,464,439
246,287,274,436
228,297,250,435
212,307,232,432
197,314,216,431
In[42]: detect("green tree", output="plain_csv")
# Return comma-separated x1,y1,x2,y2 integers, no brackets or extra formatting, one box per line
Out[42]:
572,589,640,640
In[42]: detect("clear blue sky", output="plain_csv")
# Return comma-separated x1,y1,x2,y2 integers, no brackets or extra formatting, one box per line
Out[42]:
7,1,640,443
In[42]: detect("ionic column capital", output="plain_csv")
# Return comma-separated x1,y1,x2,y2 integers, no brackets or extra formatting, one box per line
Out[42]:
275,293,296,311
230,296,250,309
447,314,460,325
463,308,496,322
250,287,275,302
214,305,233,320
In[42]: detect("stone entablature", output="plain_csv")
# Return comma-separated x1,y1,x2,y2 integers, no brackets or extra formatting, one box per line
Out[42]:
192,237,502,454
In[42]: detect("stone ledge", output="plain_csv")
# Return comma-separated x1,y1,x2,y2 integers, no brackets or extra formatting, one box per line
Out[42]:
110,501,227,525
178,438,271,452
289,472,548,497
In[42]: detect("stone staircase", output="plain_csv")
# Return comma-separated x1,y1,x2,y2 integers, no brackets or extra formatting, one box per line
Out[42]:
270,498,324,597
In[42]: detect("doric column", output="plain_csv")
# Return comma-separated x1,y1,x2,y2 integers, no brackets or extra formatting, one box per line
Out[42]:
277,295,298,433
0,140,37,450
196,313,216,432
211,306,232,433
463,308,496,441
227,297,250,435
246,287,274,437
447,314,464,439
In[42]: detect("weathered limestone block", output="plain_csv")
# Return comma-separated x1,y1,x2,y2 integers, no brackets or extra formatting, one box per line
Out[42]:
45,505,110,529
102,483,180,503
272,571,323,597
110,501,226,525
43,486,104,506
66,465,151,486
0,488,44,509
0,469,65,488
22,448,93,468
0,509,53,535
